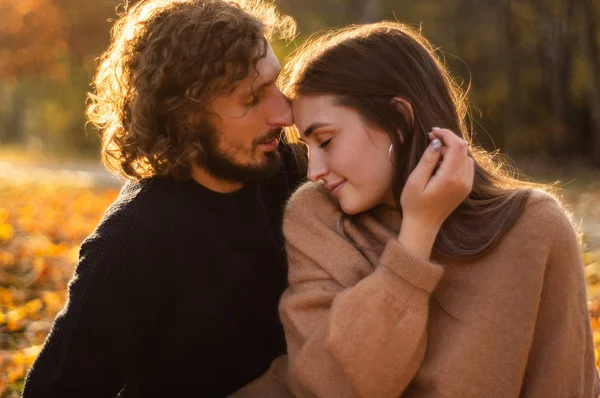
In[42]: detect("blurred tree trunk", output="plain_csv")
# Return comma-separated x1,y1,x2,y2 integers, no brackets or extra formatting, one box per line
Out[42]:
579,0,600,166
537,0,575,155
359,0,383,23
1,84,26,144
502,0,519,154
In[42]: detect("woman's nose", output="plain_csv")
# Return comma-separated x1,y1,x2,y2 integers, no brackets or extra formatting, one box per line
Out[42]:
307,154,328,182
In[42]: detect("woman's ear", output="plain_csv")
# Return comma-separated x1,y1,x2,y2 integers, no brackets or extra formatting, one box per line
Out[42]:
391,97,415,132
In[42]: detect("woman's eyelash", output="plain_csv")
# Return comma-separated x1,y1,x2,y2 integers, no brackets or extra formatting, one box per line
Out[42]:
319,139,331,149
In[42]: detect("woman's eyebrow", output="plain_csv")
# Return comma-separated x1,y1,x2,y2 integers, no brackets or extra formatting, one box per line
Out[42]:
302,122,331,139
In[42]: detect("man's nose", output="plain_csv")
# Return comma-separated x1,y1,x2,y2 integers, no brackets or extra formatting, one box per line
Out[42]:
269,90,293,127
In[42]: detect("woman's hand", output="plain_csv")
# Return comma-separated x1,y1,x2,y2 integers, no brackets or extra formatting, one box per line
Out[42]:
397,127,474,259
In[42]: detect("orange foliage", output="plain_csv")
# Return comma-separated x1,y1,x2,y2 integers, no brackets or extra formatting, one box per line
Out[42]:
0,0,67,78
0,177,118,394
0,0,119,79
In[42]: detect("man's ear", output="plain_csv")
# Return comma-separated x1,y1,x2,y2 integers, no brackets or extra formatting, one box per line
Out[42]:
391,97,415,131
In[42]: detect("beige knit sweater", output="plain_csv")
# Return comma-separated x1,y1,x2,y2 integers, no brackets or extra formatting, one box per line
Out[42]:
233,181,597,398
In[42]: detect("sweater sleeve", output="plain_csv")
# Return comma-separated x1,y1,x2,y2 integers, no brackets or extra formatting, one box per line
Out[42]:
278,184,443,398
520,197,597,397
21,204,165,398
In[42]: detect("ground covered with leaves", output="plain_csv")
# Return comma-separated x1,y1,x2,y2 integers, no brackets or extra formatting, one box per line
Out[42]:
0,162,119,396
0,160,599,396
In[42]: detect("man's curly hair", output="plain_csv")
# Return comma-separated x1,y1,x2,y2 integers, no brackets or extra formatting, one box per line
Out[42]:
86,0,296,180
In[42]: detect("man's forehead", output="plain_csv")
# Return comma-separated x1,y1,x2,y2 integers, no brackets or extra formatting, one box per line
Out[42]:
238,46,280,91
258,49,281,80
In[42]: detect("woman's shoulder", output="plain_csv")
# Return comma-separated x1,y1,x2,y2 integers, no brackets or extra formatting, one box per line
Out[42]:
283,181,342,228
518,188,579,243
523,189,571,221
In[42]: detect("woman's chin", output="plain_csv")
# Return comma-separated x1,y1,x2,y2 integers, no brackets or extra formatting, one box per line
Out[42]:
339,199,368,216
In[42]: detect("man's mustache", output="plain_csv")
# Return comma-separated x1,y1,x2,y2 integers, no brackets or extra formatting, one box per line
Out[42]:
256,128,284,145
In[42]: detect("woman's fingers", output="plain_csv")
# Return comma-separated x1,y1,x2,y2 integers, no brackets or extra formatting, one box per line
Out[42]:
401,128,473,230
424,128,472,200
427,132,448,158
465,157,475,189
428,128,467,182
406,137,443,191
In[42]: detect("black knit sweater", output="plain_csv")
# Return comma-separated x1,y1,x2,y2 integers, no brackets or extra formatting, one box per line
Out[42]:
21,146,304,397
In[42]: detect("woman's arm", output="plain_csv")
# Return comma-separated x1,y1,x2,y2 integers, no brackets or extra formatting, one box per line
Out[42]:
280,203,442,398
519,197,597,397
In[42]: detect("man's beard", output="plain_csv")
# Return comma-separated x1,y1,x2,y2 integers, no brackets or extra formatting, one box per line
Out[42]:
191,120,283,185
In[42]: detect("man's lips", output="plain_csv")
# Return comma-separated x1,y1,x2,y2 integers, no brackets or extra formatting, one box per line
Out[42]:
260,129,283,144
257,138,280,151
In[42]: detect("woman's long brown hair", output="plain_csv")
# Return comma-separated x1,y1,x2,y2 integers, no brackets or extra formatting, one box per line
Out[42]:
280,22,564,260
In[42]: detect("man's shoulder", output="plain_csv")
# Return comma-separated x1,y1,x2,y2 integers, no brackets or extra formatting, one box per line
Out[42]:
73,181,172,279
105,177,188,217
87,178,183,243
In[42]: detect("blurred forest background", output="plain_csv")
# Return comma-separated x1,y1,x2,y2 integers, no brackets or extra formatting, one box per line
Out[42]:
1,0,600,396
1,0,600,165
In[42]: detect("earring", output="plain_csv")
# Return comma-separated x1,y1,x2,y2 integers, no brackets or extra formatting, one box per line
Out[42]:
389,143,394,160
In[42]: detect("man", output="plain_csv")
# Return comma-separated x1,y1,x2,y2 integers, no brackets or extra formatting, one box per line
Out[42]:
21,0,305,396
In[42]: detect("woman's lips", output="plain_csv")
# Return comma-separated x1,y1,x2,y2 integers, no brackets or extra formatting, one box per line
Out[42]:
328,180,346,197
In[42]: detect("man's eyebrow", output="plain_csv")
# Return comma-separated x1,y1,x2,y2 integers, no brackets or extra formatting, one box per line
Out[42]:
302,122,331,139
241,79,271,99
254,79,273,93
244,67,281,97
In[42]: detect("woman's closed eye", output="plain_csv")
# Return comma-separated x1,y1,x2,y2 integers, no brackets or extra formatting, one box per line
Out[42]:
319,138,332,149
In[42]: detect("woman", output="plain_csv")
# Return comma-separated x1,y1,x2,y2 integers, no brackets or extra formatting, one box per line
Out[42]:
273,21,597,397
